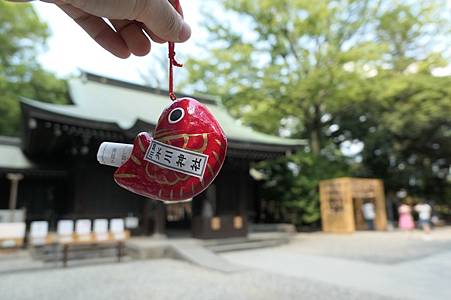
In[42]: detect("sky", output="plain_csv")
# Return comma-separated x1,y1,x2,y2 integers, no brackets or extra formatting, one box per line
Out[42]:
32,0,206,84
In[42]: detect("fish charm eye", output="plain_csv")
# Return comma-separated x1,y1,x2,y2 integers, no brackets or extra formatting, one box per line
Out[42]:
168,107,185,124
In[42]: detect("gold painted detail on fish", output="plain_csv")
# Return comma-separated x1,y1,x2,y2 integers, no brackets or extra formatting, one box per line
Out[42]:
138,137,146,153
215,138,225,150
145,164,190,186
193,133,209,153
183,136,189,148
156,133,209,153
157,132,206,142
212,151,220,162
130,155,142,166
154,129,186,138
114,173,137,178
208,165,215,177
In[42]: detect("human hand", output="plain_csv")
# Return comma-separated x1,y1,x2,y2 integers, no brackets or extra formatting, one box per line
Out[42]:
45,0,191,58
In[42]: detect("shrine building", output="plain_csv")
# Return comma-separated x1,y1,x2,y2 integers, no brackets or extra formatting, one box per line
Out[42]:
0,72,304,239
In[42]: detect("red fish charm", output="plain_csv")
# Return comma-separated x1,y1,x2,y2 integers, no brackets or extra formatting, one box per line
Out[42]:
98,97,227,202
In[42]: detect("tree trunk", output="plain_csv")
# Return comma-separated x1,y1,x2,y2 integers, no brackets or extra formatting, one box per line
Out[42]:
310,129,321,155
310,104,321,155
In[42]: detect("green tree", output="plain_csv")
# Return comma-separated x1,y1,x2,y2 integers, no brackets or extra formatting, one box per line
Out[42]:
185,0,451,223
0,2,68,136
256,148,351,227
335,73,451,204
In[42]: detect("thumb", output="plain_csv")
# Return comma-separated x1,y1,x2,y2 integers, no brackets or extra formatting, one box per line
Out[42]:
138,0,191,42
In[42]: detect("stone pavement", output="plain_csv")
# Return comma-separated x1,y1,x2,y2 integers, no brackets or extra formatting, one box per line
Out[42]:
222,228,451,300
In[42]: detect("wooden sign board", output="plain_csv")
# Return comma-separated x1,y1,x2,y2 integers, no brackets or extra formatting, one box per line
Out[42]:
320,177,387,233
211,217,221,231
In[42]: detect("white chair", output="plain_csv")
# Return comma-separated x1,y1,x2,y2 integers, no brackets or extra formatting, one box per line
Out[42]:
29,221,49,246
0,222,26,248
93,219,109,241
125,216,139,229
57,220,74,243
75,219,92,241
110,219,125,240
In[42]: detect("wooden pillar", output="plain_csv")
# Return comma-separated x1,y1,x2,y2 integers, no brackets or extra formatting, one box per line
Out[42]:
152,201,166,238
63,244,69,268
203,185,216,218
386,191,396,230
238,171,248,217
117,241,124,262
6,173,24,222
320,178,355,233
374,180,388,230
142,198,151,235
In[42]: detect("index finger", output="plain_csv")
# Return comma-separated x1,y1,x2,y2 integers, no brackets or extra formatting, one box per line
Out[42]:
138,0,191,42
58,3,131,58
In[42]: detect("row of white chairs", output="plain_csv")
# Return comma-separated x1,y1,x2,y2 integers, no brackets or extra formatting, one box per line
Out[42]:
30,219,128,245
0,218,130,248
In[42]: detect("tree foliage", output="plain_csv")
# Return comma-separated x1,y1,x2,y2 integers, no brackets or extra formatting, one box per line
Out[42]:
0,2,68,136
255,148,351,227
337,73,451,202
186,0,451,224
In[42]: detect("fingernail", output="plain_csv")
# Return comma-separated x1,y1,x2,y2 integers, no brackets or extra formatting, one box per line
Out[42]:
178,23,191,42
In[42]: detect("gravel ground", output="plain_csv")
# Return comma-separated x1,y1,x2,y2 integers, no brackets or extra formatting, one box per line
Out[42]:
0,259,395,300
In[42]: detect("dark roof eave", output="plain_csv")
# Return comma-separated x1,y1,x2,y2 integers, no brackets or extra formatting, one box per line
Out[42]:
125,119,155,139
0,167,67,177
228,140,305,153
21,98,123,132
21,98,305,155
122,118,305,154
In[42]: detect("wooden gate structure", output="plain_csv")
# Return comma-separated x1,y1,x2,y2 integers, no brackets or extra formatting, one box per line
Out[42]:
319,177,387,233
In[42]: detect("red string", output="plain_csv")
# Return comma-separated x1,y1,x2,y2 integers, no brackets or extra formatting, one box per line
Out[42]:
168,0,183,101
168,42,182,101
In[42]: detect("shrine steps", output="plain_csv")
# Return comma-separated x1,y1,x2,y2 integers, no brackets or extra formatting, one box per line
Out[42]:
202,232,293,253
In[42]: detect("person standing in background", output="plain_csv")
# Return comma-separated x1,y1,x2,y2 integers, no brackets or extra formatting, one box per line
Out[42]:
398,203,415,230
415,201,432,234
362,200,376,230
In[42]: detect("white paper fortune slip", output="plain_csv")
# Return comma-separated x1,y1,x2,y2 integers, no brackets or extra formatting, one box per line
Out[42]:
97,142,133,167
144,139,208,179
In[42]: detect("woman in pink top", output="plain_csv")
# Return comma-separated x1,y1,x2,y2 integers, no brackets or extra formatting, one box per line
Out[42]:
398,204,415,230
